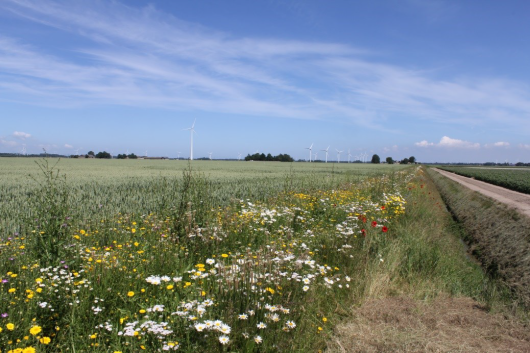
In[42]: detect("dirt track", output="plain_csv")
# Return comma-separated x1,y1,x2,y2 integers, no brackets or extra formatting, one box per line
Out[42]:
433,168,530,218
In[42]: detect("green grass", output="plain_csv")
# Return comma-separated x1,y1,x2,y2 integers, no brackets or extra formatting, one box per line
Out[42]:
0,159,520,352
0,158,408,234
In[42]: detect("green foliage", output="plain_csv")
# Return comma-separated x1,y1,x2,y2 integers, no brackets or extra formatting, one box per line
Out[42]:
386,157,394,164
371,154,380,164
95,151,111,159
26,159,73,267
244,152,294,162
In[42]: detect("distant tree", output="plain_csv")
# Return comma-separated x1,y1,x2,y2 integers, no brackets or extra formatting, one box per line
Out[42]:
245,152,293,162
409,156,416,164
117,154,127,159
386,157,394,164
128,153,137,159
400,158,410,164
371,154,380,164
88,151,95,156
70,155,79,159
95,151,111,159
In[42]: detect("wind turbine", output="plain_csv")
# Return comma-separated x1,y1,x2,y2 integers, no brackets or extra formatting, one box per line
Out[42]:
209,152,213,160
144,150,148,158
238,153,242,161
21,144,26,156
336,149,343,163
184,120,197,160
314,152,318,161
321,146,330,163
177,152,181,160
305,143,313,162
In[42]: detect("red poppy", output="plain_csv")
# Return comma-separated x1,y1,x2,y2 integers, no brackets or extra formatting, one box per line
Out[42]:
371,221,377,227
382,226,388,233
381,205,385,210
361,229,366,237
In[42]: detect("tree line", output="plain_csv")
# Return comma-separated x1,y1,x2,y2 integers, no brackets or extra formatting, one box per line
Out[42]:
371,155,416,164
244,153,294,162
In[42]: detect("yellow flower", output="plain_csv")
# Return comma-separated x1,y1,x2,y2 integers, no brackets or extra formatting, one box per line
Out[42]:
139,309,146,314
131,228,136,234
322,317,328,322
221,253,228,258
39,336,51,344
23,348,36,353
8,288,16,293
29,325,42,336
90,333,97,339
6,323,15,330
166,285,174,290
127,291,135,297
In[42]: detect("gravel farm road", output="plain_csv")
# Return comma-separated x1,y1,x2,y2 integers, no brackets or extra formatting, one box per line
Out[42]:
432,168,530,218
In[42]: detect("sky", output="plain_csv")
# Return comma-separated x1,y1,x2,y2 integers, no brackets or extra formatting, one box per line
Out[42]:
1,0,530,163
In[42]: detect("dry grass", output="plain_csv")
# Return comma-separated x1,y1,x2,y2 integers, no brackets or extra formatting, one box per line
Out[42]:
328,296,530,352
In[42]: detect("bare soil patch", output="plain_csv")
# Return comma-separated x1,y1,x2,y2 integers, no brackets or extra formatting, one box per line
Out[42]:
328,296,530,352
432,168,530,217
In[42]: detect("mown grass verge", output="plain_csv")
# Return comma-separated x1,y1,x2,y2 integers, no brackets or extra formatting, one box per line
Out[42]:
326,166,527,351
428,168,530,308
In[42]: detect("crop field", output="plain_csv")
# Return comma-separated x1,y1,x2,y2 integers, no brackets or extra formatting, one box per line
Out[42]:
0,158,408,234
0,157,420,351
439,166,530,194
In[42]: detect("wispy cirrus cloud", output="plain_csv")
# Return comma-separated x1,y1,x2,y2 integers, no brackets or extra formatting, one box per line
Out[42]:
0,0,529,136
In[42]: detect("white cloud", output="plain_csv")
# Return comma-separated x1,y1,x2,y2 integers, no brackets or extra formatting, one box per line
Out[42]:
484,141,510,148
438,136,480,149
13,131,31,139
415,136,480,149
519,144,530,150
415,140,434,147
64,144,73,149
493,141,510,147
0,139,17,147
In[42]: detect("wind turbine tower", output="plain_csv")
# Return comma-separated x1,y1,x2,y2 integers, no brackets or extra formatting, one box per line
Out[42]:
209,152,213,160
336,149,343,163
321,146,330,163
177,152,181,160
184,120,197,160
238,153,242,161
305,143,313,162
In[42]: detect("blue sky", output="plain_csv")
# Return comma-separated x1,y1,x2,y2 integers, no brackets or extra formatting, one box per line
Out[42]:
1,0,529,163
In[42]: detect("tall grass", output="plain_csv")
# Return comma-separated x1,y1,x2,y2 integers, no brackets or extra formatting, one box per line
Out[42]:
0,159,412,351
1,160,512,352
